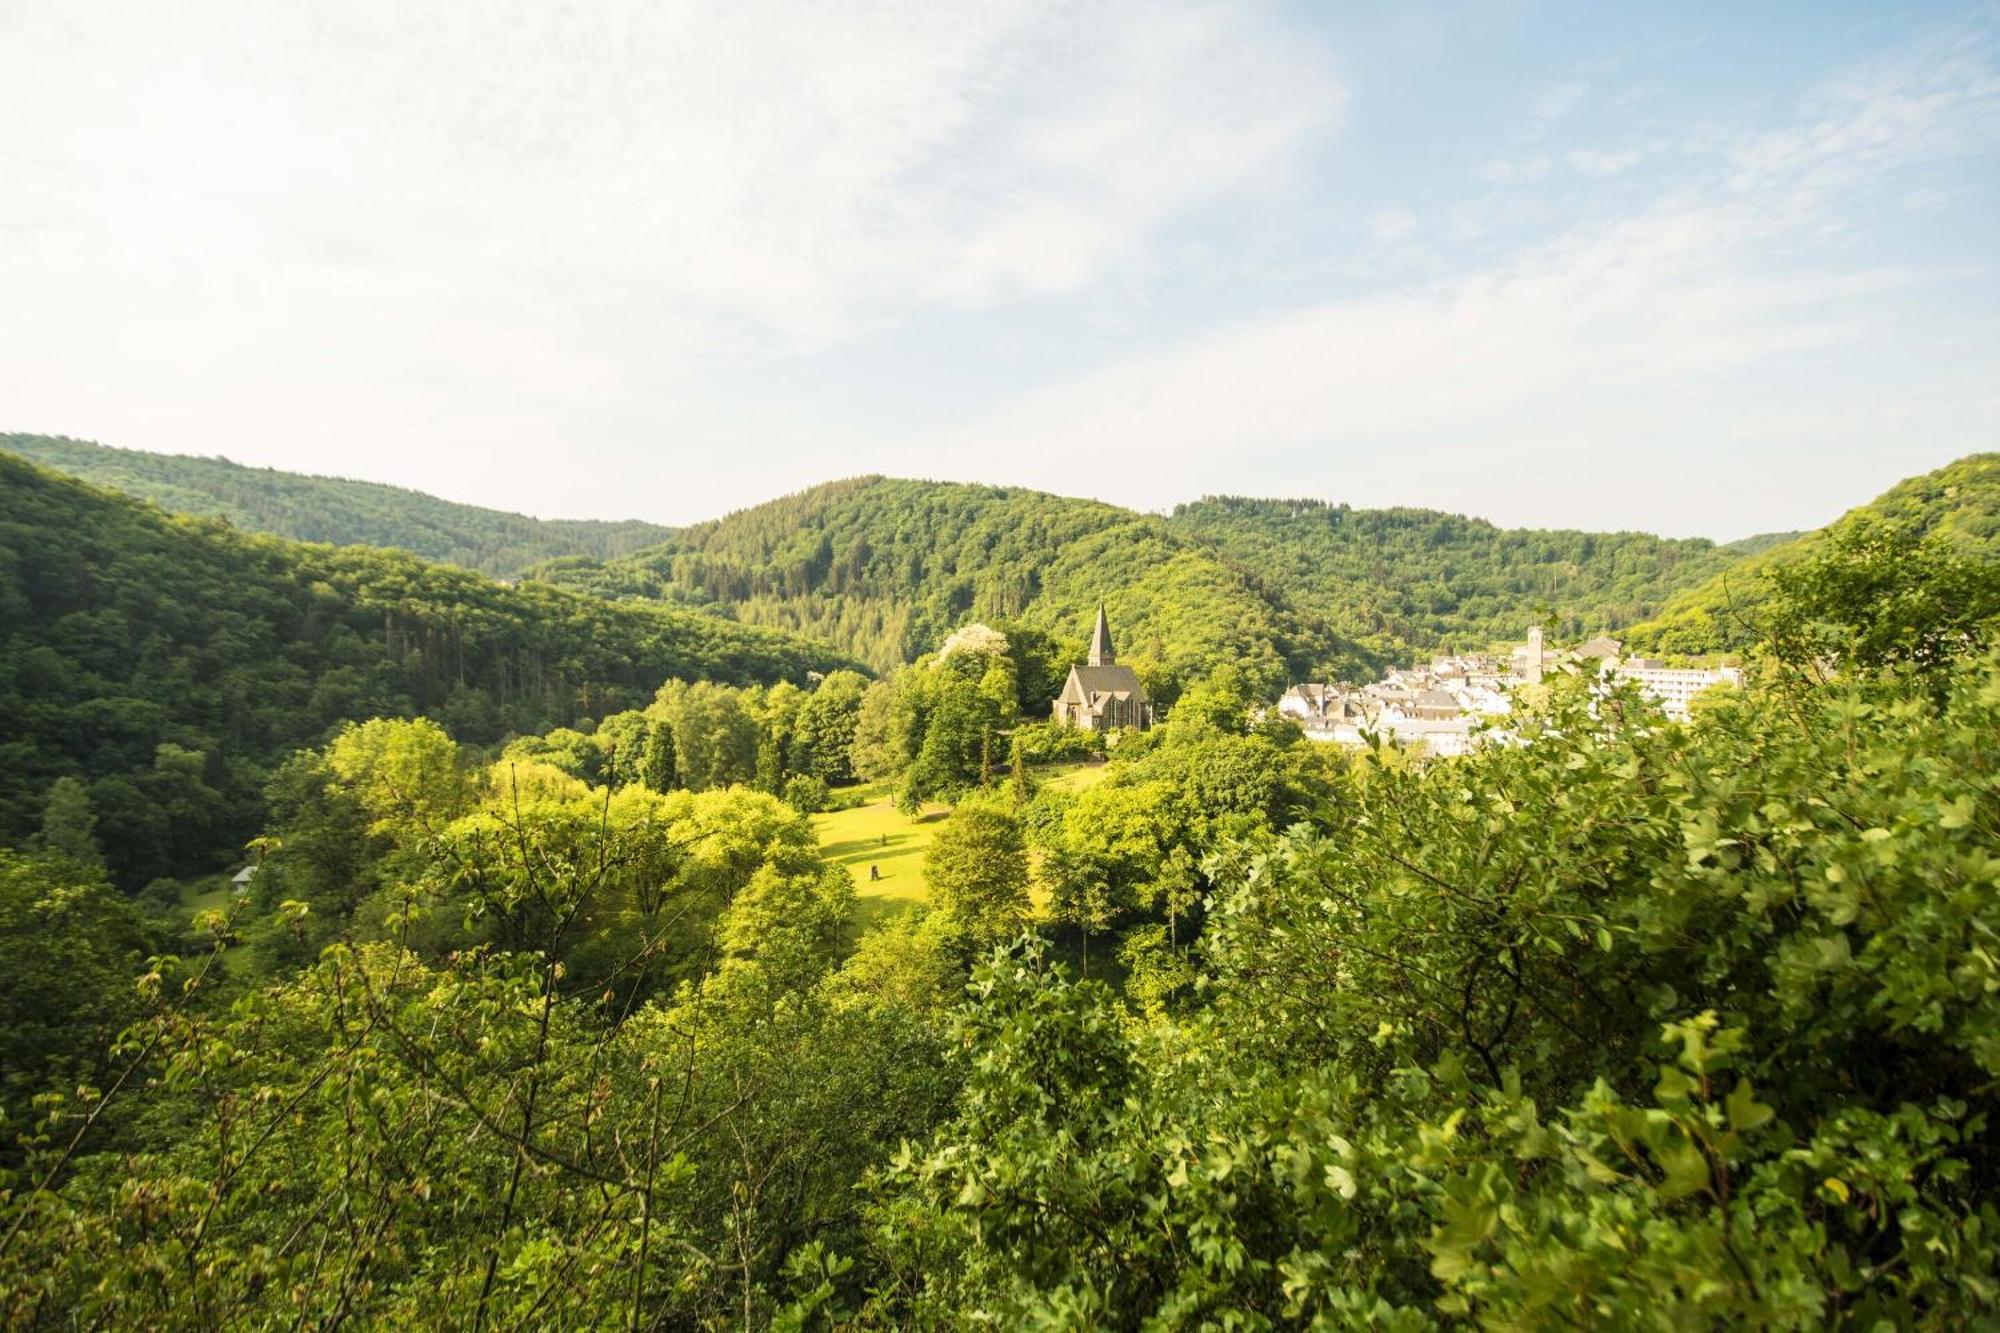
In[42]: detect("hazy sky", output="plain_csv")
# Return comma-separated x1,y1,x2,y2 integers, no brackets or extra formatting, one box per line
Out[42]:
4,2,1996,537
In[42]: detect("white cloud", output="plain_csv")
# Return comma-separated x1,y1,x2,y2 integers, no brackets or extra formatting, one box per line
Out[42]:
0,0,1346,519
1566,148,1643,176
1528,79,1591,131
0,1,1339,355
0,3,1992,539
1476,155,1554,185
924,26,2000,535
1724,24,2000,203
1368,206,1420,243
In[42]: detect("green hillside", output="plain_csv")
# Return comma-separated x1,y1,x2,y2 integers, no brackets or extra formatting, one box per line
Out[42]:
1626,452,2000,653
531,475,1782,681
3,433,674,579
6,449,2000,1327
23,434,1961,680
0,452,854,886
529,476,1345,688
1165,496,1774,660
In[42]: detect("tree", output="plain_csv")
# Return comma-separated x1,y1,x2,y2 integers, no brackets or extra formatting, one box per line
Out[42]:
898,642,1018,807
639,718,678,793
501,727,603,783
593,710,651,788
1038,846,1114,977
1766,518,1999,688
922,799,1030,947
36,776,101,868
1164,663,1255,736
791,670,867,784
990,621,1072,717
659,680,760,791
1007,732,1031,808
326,717,471,838
868,655,2000,1326
0,851,147,1115
849,679,901,781
0,451,854,886
755,732,785,794
782,773,830,814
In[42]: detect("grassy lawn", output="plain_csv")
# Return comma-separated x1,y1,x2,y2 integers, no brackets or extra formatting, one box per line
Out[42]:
176,876,254,965
811,782,949,935
180,880,237,916
1039,759,1111,793
813,760,1114,937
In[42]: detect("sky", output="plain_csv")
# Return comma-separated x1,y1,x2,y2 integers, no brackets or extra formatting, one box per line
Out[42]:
3,1,1996,539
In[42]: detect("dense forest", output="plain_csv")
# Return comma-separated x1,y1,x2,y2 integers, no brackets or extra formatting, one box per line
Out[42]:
530,475,1780,683
19,437,1814,685
0,453,854,887
1168,496,1790,661
528,476,1338,690
1626,453,2000,654
3,434,675,579
2,463,1998,1324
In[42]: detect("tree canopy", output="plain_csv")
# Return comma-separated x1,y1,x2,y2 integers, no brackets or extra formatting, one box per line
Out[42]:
0,453,856,884
3,449,1999,1328
4,433,674,579
1625,453,2000,654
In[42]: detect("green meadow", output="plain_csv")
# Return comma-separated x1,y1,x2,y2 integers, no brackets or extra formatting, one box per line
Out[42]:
812,760,1111,932
811,782,947,934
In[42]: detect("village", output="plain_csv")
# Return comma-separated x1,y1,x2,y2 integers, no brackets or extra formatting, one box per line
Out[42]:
1273,627,1744,755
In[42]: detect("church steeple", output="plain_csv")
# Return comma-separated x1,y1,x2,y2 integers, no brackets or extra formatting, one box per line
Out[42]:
1088,602,1115,666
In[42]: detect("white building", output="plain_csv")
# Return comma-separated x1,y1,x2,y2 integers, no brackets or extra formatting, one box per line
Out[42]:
1276,624,1738,758
1611,659,1743,720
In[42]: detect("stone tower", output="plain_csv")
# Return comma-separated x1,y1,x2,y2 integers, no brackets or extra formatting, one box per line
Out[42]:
1523,625,1545,684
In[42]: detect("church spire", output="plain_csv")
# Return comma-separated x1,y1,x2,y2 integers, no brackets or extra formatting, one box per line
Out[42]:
1088,602,1115,666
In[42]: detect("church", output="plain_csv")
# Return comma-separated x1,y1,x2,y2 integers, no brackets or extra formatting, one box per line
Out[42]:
1051,603,1152,731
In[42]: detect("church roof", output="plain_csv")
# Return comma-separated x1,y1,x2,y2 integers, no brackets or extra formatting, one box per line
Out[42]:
1065,663,1146,702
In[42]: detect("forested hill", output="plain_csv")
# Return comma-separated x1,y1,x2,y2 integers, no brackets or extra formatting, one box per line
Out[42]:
529,475,1347,688
33,433,1982,680
1164,497,1779,662
1625,452,2000,653
528,475,1776,679
3,433,674,579
0,453,854,886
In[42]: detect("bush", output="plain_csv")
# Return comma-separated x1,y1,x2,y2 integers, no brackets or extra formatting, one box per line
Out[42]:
867,657,2000,1325
781,773,831,814
1009,721,1102,765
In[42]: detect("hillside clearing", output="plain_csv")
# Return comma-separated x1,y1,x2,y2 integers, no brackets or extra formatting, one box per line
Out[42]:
813,761,1111,933
811,783,946,934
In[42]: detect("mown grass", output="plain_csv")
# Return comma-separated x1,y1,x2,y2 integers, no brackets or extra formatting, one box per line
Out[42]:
176,875,253,965
812,760,1113,936
1039,759,1110,793
180,880,237,915
811,782,948,935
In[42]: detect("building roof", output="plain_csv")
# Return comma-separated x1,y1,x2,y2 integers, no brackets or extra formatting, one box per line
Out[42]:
1064,663,1146,703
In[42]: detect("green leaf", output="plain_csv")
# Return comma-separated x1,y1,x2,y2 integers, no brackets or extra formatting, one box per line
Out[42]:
1655,1135,1710,1201
1724,1080,1773,1133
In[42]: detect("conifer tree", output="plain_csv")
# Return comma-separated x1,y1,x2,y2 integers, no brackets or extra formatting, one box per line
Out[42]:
639,721,677,793
1007,732,1030,807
